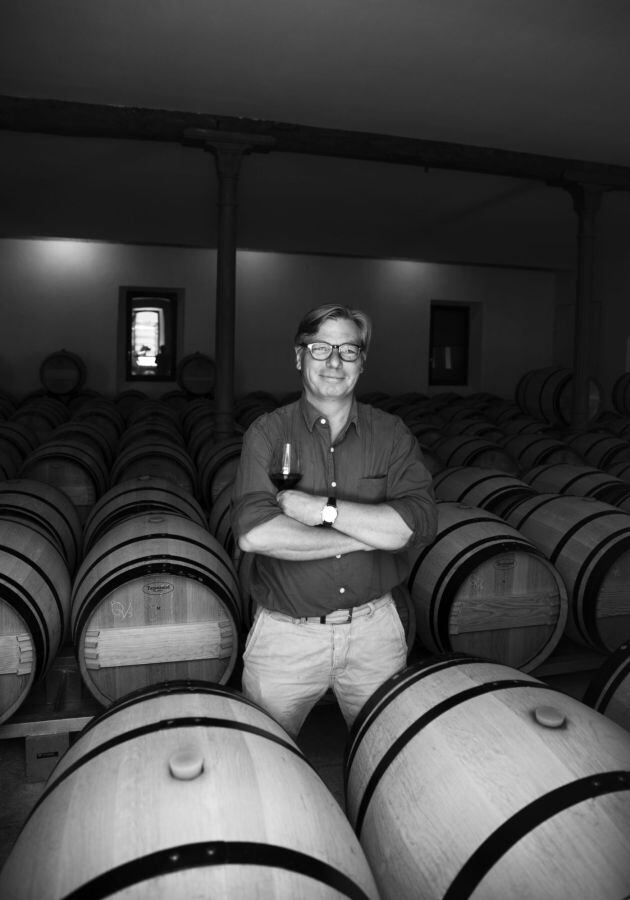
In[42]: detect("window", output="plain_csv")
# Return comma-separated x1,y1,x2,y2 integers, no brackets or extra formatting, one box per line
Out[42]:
429,303,470,386
119,286,183,382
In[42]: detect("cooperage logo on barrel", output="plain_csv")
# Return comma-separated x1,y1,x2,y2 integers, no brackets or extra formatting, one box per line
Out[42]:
494,554,515,568
143,583,174,595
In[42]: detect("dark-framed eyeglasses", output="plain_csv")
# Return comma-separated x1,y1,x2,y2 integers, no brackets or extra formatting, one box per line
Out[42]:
301,341,362,362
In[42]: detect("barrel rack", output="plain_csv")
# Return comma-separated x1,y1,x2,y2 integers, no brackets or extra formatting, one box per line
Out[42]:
0,645,101,782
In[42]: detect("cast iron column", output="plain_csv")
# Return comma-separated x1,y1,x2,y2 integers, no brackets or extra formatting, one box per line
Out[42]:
211,142,245,438
183,129,274,440
567,183,603,431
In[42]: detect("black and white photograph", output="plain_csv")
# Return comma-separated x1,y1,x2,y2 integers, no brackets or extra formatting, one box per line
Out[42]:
0,2,629,897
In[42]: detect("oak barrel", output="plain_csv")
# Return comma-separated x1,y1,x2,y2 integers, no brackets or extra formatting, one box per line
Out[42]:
612,372,630,415
504,493,630,652
0,390,16,419
484,399,523,424
608,460,630,484
180,397,216,439
444,417,504,442
177,352,216,396
39,349,86,396
564,430,630,469
405,502,568,671
433,435,518,475
110,440,198,498
0,420,40,467
10,396,69,439
0,520,71,724
431,466,536,517
113,389,149,422
595,412,630,440
0,682,380,899
71,513,242,705
207,480,237,558
515,366,602,425
583,640,630,732
205,481,259,632
498,414,553,436
500,433,585,471
117,419,186,451
0,478,82,574
72,398,126,448
197,435,244,506
51,420,117,467
19,438,109,524
126,398,182,430
82,475,208,555
0,446,18,480
344,655,630,900
186,417,218,465
522,464,630,510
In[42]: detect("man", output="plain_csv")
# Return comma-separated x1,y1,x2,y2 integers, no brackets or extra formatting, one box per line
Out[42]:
231,303,437,737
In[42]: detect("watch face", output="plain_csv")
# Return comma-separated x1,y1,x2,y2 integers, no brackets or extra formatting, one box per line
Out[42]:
323,505,337,523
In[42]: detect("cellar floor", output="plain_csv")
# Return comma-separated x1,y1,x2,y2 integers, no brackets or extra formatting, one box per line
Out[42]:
0,654,593,876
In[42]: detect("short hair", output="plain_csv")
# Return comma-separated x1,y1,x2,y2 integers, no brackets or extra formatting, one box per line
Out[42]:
294,304,372,355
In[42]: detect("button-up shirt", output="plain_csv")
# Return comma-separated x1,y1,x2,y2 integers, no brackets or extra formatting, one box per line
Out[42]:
231,395,437,617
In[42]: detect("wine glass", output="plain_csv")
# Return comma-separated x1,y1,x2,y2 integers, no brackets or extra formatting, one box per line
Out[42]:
269,441,302,490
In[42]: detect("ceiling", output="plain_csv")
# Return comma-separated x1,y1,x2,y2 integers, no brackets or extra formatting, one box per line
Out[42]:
2,0,630,269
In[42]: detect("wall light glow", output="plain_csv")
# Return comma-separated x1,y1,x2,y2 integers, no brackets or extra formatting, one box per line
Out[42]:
35,238,100,270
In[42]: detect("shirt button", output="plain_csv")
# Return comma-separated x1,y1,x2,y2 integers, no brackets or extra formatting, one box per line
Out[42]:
331,481,336,487
339,587,346,594
335,554,341,559
330,447,335,453
320,418,326,425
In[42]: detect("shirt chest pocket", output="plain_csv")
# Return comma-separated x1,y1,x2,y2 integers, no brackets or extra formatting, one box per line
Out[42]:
358,475,388,501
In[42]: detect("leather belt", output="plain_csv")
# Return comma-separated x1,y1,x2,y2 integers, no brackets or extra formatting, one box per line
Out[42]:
269,593,392,625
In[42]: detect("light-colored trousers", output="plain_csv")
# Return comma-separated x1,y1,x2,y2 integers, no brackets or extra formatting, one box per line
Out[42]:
241,594,407,738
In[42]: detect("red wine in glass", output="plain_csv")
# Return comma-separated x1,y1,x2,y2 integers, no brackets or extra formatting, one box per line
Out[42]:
270,442,302,490
269,471,302,489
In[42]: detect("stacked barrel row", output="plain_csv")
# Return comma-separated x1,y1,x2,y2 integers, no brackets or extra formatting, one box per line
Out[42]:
365,384,629,737
0,390,286,724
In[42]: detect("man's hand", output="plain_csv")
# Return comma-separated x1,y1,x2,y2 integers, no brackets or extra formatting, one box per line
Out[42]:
276,489,325,527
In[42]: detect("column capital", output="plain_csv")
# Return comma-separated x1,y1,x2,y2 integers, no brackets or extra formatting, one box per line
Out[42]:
564,181,604,219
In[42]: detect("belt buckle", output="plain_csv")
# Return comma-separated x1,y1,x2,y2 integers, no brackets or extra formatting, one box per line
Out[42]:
319,607,354,624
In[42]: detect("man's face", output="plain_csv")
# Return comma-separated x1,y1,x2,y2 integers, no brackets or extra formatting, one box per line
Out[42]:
296,316,364,405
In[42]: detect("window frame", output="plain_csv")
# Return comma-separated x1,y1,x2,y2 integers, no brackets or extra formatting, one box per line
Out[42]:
428,301,471,387
118,285,184,386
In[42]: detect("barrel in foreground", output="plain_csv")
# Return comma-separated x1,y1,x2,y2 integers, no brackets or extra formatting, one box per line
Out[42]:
345,654,630,900
0,682,380,900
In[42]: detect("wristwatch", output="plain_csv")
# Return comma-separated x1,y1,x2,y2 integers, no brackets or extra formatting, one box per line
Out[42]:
321,496,338,527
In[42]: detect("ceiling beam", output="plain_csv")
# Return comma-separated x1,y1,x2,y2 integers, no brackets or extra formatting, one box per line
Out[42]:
2,94,630,187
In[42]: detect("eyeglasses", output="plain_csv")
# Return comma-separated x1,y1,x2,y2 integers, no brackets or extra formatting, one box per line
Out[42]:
301,341,362,362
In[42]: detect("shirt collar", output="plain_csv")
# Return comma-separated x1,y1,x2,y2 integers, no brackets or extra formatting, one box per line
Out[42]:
299,394,361,436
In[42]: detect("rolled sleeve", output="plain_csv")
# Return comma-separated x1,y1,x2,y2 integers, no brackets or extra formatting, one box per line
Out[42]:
230,415,283,540
384,420,438,550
